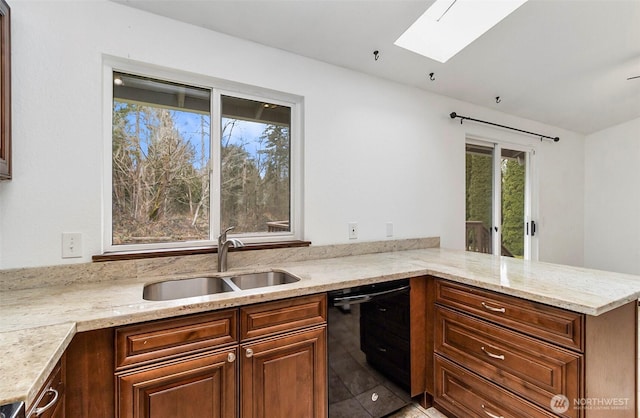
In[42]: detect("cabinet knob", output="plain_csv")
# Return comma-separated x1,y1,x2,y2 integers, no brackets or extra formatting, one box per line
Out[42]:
227,352,236,363
245,348,254,358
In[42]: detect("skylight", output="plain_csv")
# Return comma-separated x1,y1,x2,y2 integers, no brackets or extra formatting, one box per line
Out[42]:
394,0,528,63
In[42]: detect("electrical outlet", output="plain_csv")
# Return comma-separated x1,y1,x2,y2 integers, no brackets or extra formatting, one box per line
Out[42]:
62,233,83,258
386,222,393,237
348,222,358,240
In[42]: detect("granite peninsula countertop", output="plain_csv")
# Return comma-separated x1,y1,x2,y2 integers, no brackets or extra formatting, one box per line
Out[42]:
2,247,640,407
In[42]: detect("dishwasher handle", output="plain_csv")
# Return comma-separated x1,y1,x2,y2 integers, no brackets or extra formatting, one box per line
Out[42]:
331,285,410,306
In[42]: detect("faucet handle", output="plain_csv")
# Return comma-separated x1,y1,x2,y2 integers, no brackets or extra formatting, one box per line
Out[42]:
229,238,245,248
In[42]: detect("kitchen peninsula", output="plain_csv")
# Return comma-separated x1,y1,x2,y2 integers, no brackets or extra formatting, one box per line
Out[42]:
1,241,639,417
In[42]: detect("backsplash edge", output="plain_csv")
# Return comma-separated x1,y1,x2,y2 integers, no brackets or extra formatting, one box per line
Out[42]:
0,237,440,291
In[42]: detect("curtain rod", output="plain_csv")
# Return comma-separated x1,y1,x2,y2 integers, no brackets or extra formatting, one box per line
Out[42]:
449,112,560,142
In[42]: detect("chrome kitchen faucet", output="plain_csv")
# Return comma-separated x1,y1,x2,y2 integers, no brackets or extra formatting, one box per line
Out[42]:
217,226,244,272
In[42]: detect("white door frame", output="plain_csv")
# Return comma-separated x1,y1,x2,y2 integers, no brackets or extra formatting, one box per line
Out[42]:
466,137,538,260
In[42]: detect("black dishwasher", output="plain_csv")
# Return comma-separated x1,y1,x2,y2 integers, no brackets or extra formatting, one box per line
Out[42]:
327,279,411,418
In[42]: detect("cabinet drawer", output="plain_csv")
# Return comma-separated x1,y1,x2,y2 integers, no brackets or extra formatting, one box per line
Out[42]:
435,306,582,417
116,309,237,370
240,293,326,341
435,279,584,351
435,355,558,418
27,359,65,418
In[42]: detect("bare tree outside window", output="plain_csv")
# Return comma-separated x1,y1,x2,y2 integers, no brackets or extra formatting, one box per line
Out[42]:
111,73,292,248
112,72,211,245
220,95,291,234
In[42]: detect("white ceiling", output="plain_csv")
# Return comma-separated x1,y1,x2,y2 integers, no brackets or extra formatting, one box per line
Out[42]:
115,0,640,134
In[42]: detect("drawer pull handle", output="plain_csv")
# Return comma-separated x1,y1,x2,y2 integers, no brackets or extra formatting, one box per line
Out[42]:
34,388,59,416
245,348,254,358
481,346,505,360
377,347,387,353
227,352,236,363
481,404,504,418
378,307,387,312
481,302,506,313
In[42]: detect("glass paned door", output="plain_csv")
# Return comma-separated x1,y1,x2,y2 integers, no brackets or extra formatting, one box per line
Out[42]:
501,148,526,258
466,141,534,259
465,144,494,254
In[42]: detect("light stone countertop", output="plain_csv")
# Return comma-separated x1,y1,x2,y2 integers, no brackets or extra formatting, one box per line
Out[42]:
2,247,640,407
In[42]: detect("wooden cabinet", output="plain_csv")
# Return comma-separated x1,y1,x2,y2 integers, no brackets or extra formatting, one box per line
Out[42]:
115,309,238,418
115,310,237,371
431,278,637,418
435,355,557,418
435,305,581,416
240,326,326,418
27,356,65,418
117,348,237,418
239,294,327,418
112,294,327,418
435,279,583,350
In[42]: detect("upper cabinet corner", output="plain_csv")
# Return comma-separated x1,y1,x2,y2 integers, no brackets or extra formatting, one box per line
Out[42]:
0,0,10,180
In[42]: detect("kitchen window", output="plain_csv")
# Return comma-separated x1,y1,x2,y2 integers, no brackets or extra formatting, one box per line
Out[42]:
104,60,302,252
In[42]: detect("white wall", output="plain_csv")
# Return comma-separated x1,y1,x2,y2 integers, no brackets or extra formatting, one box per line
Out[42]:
0,0,585,269
584,118,640,275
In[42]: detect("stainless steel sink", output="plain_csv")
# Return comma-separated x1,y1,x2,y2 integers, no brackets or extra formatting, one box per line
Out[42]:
228,271,300,290
143,277,235,301
143,271,300,301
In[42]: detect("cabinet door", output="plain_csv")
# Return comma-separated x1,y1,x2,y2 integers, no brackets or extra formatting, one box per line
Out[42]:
241,326,326,418
117,347,237,418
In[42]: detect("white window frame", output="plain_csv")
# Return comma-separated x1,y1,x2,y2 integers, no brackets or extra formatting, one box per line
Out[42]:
466,136,538,261
102,56,304,253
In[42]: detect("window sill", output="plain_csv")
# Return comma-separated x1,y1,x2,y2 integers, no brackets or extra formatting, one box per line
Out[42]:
92,240,312,262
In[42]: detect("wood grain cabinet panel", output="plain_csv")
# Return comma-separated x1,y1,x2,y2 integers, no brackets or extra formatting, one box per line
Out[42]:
240,326,327,418
240,293,326,341
116,309,237,370
435,355,557,418
435,305,582,417
116,348,237,418
435,280,584,351
431,278,638,418
27,357,65,418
